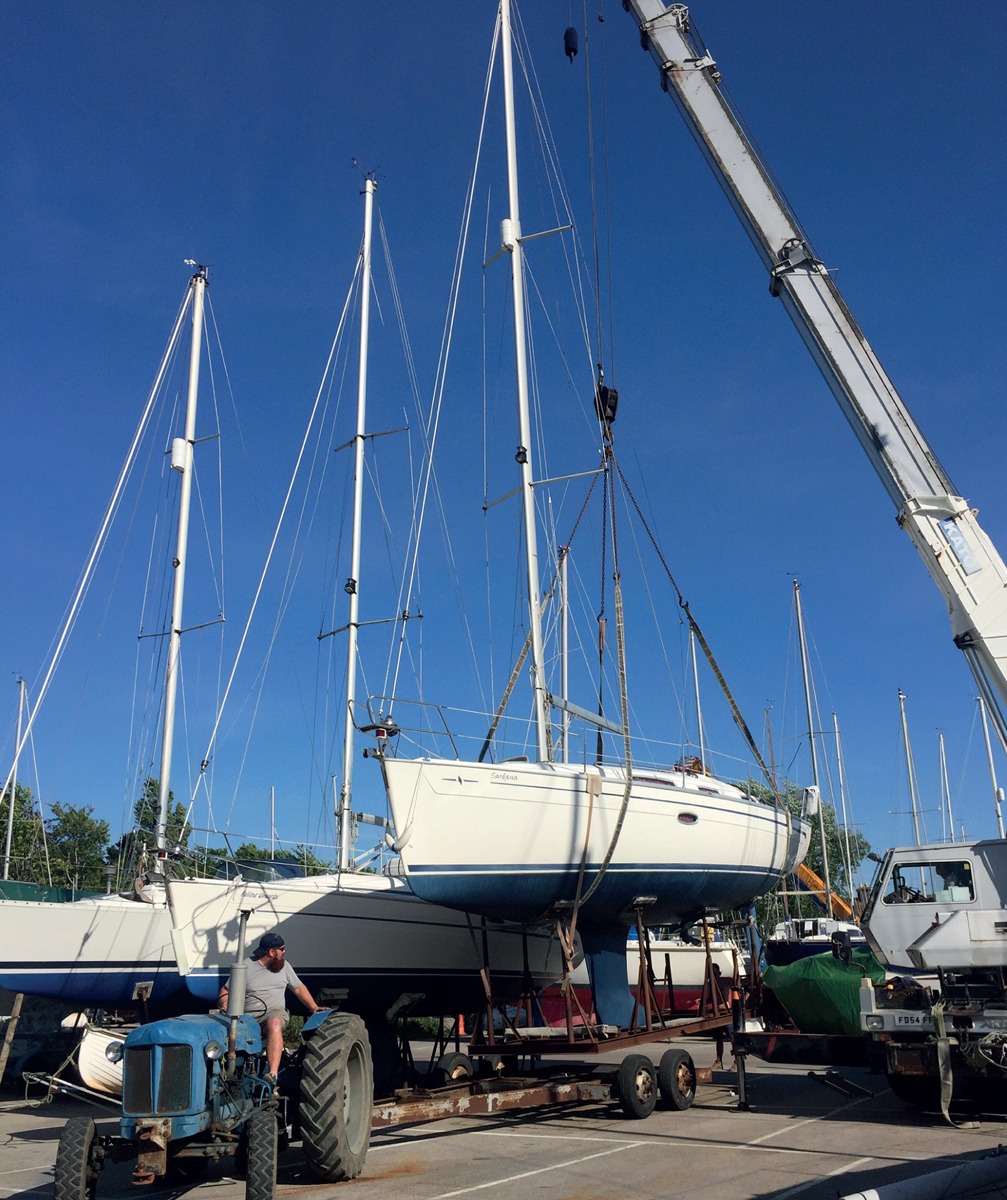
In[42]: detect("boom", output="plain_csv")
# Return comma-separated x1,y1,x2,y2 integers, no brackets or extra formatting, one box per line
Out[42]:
624,1,1007,750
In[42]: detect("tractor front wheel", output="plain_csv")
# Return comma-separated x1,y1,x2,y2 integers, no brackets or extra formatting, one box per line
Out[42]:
299,1012,373,1181
244,1112,278,1200
54,1118,102,1200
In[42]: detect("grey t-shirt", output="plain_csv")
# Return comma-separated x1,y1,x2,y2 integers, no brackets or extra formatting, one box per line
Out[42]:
243,957,303,1018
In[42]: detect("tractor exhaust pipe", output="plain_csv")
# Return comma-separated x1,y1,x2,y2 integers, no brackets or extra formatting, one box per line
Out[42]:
226,908,252,1076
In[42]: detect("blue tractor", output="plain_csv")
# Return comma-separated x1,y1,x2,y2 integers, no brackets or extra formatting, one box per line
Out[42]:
53,914,373,1200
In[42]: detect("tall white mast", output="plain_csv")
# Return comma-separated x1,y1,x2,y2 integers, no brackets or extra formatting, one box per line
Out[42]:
500,0,549,762
938,732,955,844
339,177,376,872
689,628,706,773
560,547,570,764
832,712,856,902
794,580,832,917
897,689,922,847
156,267,206,859
2,678,26,881
979,697,1006,839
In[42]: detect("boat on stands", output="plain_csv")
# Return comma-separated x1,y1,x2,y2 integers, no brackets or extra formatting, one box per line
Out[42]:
377,0,809,1028
540,933,747,1025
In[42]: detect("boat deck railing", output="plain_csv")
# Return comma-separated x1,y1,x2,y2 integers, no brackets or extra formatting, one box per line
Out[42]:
358,694,770,797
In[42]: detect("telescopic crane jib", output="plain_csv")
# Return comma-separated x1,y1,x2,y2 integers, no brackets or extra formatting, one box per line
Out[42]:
623,1,1007,755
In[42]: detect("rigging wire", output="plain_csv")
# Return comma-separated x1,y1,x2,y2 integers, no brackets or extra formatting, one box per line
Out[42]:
183,261,361,827
0,285,193,809
385,14,502,715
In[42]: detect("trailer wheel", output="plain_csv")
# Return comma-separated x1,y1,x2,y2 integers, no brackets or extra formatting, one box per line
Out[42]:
658,1048,696,1111
615,1054,657,1119
54,1117,101,1200
435,1052,474,1085
244,1112,277,1200
300,1012,372,1181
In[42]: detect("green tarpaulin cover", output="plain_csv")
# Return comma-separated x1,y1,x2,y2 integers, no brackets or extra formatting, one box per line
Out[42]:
763,948,885,1036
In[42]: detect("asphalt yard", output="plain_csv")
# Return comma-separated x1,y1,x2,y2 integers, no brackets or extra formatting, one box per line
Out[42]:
4,1039,1007,1200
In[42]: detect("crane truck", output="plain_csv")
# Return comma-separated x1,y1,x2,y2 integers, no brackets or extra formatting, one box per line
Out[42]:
620,1,1007,1115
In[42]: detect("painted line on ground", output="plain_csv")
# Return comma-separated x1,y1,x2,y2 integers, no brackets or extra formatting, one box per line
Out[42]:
0,1169,53,1178
430,1142,644,1198
772,1156,875,1200
747,1095,873,1144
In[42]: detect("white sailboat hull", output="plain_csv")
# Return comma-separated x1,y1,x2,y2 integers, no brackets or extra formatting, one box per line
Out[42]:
168,872,566,1016
382,758,809,927
0,894,181,1006
0,873,566,1016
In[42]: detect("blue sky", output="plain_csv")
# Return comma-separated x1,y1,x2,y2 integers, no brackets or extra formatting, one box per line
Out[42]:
3,1,1007,874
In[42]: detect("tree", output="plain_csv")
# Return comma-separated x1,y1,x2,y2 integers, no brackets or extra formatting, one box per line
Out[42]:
108,777,191,877
0,782,49,884
736,778,871,936
45,803,110,892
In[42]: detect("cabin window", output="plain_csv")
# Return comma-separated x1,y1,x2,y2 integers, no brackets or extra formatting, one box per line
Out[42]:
882,860,975,905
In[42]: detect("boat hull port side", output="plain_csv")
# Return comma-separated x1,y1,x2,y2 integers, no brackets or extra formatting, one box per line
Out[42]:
382,759,809,925
167,871,569,1019
0,895,181,1006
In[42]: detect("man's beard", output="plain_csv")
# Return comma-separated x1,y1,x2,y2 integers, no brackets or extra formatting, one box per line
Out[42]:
266,957,285,973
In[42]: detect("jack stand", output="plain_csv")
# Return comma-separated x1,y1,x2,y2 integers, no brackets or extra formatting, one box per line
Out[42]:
734,1048,751,1111
731,985,752,1111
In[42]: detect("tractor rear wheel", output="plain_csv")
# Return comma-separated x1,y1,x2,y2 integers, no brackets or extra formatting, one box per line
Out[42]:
299,1012,372,1182
244,1112,277,1200
54,1118,101,1200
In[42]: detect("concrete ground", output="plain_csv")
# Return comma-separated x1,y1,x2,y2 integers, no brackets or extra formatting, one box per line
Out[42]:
4,1038,1007,1200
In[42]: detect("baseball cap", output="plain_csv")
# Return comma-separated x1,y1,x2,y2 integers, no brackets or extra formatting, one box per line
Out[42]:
249,931,285,958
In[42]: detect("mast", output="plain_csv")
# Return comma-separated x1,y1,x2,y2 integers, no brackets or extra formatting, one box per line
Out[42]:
156,266,207,859
794,579,832,917
2,678,26,881
500,0,549,762
979,697,1006,839
938,732,955,844
270,786,275,860
560,547,570,763
339,176,376,872
898,689,922,846
833,712,856,904
690,628,706,773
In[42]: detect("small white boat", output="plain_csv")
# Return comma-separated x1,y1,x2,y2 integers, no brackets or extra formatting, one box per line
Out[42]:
76,1025,128,1096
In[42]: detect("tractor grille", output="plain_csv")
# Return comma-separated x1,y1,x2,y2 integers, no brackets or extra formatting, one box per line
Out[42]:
156,1044,193,1113
123,1046,153,1113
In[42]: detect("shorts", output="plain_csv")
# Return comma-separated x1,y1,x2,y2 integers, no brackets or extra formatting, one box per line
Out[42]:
256,1008,289,1030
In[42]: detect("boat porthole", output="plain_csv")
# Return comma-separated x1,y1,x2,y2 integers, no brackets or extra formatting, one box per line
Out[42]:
678,812,698,824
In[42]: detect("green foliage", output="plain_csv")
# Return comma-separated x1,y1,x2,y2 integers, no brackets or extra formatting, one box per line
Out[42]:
108,776,190,876
736,777,871,937
0,782,49,883
45,802,110,891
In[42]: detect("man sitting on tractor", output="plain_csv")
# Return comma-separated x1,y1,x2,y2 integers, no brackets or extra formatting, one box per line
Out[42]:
218,930,328,1083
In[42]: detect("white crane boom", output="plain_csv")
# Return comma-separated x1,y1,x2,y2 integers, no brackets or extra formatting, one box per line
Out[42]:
624,1,1007,749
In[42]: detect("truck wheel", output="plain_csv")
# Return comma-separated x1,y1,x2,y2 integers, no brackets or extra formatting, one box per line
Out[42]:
658,1048,696,1110
615,1054,657,1119
244,1112,277,1200
886,1072,941,1109
300,1012,372,1182
54,1118,101,1200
